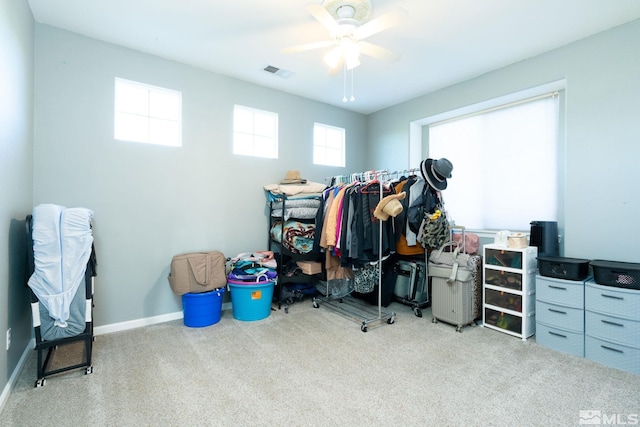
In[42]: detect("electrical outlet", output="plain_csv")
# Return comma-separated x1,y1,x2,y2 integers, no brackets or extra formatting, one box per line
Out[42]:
6,328,10,351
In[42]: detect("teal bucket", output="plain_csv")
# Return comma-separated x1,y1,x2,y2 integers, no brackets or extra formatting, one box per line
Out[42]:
182,288,225,327
227,278,274,321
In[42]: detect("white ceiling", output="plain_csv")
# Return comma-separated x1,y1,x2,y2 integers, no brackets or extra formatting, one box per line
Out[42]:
28,0,640,114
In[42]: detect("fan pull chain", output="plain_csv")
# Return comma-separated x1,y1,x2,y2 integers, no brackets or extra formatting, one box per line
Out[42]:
350,68,355,102
342,65,355,103
343,62,347,103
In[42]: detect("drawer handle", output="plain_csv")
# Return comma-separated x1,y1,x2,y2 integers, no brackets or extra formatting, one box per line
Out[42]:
601,293,624,300
601,345,624,354
548,285,567,290
548,331,567,338
548,308,567,315
601,319,624,328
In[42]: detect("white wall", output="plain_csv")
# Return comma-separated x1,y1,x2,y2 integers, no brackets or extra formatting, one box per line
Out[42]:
33,24,368,326
367,19,640,262
0,0,34,403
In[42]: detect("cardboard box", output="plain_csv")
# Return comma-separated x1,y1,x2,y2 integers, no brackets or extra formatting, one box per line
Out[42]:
296,261,322,275
507,233,528,248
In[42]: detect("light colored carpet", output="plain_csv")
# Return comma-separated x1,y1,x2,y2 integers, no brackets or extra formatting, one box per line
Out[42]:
1,299,638,427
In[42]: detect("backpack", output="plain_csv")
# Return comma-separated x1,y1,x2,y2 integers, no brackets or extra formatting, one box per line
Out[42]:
407,186,438,234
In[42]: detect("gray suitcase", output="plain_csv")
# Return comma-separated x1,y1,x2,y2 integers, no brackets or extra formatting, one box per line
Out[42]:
428,226,481,332
393,259,430,317
429,255,481,332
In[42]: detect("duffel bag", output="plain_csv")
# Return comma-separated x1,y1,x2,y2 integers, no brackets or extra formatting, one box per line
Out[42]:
428,264,473,283
428,241,474,284
168,251,227,295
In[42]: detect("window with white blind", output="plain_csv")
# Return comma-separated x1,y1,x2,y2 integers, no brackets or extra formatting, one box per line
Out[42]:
114,78,182,147
233,105,278,158
313,122,345,167
428,92,561,231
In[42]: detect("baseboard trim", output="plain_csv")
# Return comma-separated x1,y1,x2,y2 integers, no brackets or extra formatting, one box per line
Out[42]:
94,302,232,336
0,338,35,415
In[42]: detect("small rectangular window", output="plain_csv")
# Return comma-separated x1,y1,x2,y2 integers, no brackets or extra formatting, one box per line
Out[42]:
233,105,278,158
313,123,345,167
114,78,182,147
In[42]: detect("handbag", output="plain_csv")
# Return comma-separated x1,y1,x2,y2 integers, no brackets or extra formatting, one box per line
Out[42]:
418,205,450,249
451,230,480,255
353,262,379,294
428,241,473,284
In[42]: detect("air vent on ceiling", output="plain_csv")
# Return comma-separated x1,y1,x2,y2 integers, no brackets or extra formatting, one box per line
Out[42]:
263,65,294,79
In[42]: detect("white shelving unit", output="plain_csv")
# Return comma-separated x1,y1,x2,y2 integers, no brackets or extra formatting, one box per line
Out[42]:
482,244,538,340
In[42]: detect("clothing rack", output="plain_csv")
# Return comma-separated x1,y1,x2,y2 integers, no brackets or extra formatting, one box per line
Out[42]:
325,168,420,186
313,169,401,332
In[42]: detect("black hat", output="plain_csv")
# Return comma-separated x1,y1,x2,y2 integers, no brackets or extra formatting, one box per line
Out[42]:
421,158,453,191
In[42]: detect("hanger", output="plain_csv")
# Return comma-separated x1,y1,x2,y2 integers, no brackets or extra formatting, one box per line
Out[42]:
360,171,395,196
359,170,380,194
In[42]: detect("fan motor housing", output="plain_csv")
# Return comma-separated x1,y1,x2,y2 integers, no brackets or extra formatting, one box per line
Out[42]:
323,0,373,23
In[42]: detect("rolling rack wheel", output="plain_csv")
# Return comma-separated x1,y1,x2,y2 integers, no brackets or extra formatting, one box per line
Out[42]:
432,317,438,324
35,378,46,388
360,322,368,333
456,326,463,333
312,298,319,309
387,313,396,324
85,366,94,375
413,307,422,317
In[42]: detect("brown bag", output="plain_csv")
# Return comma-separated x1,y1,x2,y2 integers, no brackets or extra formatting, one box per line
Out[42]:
168,251,227,296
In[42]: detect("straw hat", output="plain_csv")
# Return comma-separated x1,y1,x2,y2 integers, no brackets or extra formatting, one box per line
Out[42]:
373,192,406,221
280,170,307,185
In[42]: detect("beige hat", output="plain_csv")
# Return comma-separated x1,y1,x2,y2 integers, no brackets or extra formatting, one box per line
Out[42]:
280,170,307,185
373,192,407,221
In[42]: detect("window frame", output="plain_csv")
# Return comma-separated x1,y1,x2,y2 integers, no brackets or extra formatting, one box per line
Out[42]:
232,104,279,159
424,85,565,233
114,77,182,147
313,122,346,167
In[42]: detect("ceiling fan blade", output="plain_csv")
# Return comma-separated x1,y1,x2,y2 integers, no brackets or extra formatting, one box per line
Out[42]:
281,40,337,54
307,4,339,32
357,41,400,63
353,7,409,40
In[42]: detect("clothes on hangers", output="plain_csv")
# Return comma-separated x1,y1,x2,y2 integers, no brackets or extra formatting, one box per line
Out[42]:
394,176,425,256
317,169,437,297
316,179,396,267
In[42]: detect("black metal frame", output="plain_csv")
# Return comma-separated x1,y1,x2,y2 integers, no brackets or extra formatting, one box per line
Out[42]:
26,214,97,387
268,197,323,312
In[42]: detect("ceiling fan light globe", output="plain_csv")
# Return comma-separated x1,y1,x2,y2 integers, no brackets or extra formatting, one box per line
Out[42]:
324,47,343,69
346,56,360,70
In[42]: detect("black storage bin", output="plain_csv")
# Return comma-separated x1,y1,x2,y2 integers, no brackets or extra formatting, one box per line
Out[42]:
537,256,591,281
590,260,640,290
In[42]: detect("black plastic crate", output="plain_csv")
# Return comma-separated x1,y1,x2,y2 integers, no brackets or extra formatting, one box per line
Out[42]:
590,260,640,290
537,256,591,281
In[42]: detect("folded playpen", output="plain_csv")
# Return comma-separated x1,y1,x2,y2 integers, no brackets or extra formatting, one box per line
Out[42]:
26,205,97,387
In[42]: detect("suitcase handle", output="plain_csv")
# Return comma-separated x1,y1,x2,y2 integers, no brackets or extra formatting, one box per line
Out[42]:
450,226,466,254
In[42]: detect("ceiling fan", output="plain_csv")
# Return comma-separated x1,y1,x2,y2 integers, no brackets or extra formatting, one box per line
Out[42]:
282,0,408,73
